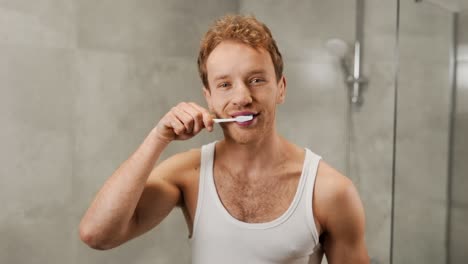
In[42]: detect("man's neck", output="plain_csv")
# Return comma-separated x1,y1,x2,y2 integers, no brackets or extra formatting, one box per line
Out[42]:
215,131,290,178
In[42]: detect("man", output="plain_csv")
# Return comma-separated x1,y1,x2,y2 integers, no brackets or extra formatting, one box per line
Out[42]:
79,14,369,264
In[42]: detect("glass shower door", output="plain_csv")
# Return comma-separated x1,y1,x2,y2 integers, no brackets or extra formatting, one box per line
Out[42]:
392,0,468,263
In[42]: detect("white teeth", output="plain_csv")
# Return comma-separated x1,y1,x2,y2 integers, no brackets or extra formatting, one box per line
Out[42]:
234,115,253,122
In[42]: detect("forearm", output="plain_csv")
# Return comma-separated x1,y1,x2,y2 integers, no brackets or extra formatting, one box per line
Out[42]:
79,127,169,242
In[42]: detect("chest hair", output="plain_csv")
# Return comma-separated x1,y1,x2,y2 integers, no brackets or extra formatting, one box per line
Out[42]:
213,166,302,223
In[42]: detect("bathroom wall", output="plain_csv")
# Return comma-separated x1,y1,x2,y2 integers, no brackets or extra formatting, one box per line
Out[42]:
353,0,398,263
394,1,453,263
449,9,468,264
0,1,76,263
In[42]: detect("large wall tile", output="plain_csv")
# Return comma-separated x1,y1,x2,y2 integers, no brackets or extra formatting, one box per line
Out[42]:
451,61,468,207
357,1,398,263
76,0,238,58
393,195,447,264
350,61,395,264
0,45,75,263
394,59,451,264
0,0,75,48
449,22,468,263
394,2,453,263
399,1,452,63
449,207,468,264
396,60,451,201
458,12,468,61
240,0,355,62
362,0,398,61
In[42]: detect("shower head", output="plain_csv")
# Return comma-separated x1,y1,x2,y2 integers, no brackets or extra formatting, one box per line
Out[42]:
325,38,352,77
325,38,349,59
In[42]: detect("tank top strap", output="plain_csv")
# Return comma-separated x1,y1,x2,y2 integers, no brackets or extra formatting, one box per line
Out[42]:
191,141,217,240
201,141,216,173
302,148,322,245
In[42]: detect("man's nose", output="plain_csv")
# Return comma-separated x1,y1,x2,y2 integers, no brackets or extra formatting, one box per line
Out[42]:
232,82,253,106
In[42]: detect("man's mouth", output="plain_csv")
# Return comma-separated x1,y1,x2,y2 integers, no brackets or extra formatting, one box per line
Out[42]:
231,112,260,126
231,111,259,118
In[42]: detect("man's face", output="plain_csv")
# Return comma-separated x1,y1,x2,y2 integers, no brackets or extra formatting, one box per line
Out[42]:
203,40,286,144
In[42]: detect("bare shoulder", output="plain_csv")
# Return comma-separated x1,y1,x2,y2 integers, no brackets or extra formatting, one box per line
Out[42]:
153,147,202,186
313,162,369,262
314,160,364,233
315,160,355,202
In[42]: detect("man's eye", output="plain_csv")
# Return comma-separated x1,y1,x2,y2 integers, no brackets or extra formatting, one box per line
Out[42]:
250,78,264,84
218,82,230,88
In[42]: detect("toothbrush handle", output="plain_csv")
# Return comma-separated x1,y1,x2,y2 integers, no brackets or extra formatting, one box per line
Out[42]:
213,118,235,123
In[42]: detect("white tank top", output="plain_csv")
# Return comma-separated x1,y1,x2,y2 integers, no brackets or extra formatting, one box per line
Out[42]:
189,141,324,264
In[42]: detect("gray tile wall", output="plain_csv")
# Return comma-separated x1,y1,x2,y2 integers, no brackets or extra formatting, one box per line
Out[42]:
354,1,397,263
394,1,453,264
449,10,468,264
0,1,76,263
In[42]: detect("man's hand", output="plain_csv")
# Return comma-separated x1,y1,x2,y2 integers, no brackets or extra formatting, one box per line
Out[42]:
155,102,214,143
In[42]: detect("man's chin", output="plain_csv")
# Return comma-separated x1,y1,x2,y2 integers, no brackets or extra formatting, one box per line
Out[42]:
223,130,259,145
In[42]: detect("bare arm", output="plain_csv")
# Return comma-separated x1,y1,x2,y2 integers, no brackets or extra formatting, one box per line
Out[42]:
323,178,370,264
79,102,213,250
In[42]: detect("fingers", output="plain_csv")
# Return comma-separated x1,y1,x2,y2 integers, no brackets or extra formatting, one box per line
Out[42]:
188,102,214,132
179,103,203,134
171,106,194,134
166,112,186,136
169,102,213,136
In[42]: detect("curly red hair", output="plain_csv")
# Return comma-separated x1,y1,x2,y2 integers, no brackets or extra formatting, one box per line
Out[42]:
197,14,283,89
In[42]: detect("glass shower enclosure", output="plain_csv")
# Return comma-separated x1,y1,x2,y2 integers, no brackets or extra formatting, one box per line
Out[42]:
393,0,468,264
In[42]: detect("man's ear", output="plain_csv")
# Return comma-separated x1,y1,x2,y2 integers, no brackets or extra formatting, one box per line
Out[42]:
276,76,287,104
203,87,214,112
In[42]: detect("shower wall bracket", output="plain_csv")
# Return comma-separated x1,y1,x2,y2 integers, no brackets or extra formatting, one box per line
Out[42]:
346,39,367,105
348,0,367,106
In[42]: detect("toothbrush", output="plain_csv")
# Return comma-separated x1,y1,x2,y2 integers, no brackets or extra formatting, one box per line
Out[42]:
213,115,253,123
